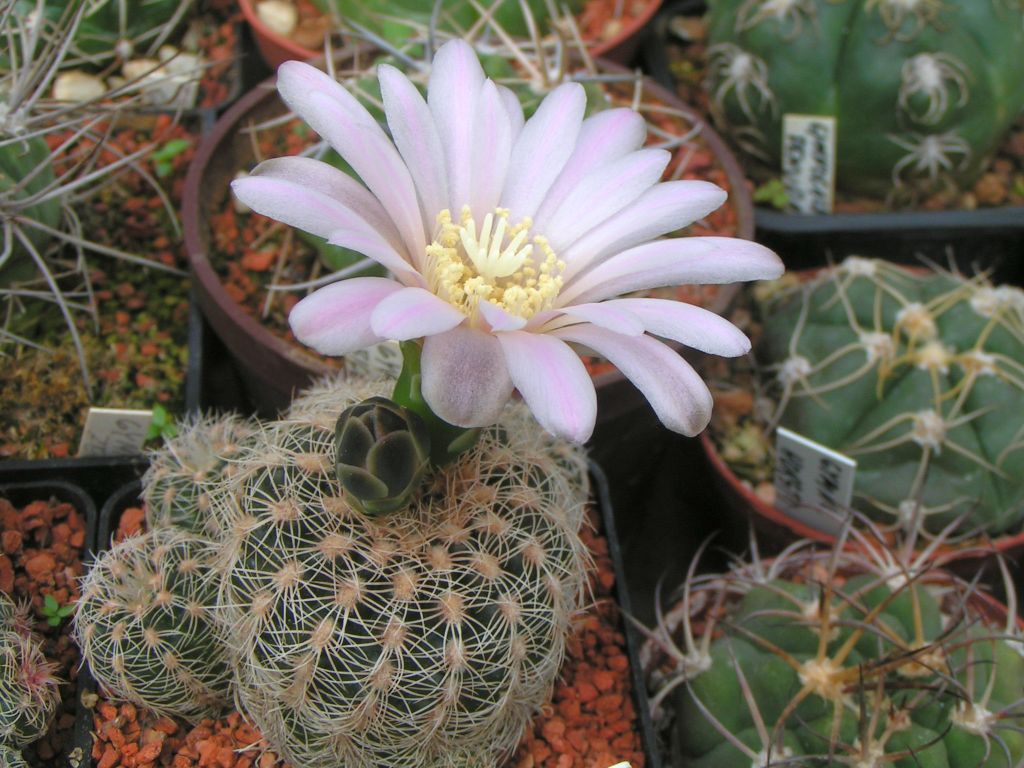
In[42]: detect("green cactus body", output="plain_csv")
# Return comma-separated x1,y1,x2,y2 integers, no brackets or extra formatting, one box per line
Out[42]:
142,414,256,539
758,258,1024,536
215,379,590,768
73,528,232,721
0,628,59,748
0,136,61,286
672,561,1024,768
705,0,1024,196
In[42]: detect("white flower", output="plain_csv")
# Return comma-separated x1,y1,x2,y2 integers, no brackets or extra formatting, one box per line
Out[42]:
232,40,783,443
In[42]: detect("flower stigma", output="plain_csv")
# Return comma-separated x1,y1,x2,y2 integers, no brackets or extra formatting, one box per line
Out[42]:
425,206,565,324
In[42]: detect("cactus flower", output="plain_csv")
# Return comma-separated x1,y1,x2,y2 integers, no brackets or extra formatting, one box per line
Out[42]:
232,40,783,443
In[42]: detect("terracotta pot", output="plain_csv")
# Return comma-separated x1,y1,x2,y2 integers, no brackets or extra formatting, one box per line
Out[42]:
238,0,319,71
588,0,664,63
183,50,754,418
239,0,664,70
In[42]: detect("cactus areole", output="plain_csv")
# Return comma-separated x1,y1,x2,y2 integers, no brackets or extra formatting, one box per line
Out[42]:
705,0,1024,196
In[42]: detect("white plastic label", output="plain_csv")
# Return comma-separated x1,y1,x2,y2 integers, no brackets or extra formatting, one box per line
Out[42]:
782,114,837,214
774,427,856,535
78,407,153,457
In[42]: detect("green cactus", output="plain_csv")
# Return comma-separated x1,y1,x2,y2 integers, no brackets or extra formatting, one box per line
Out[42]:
214,378,590,768
142,413,257,539
751,257,1024,537
647,540,1024,768
705,0,1024,197
72,527,232,722
0,627,60,748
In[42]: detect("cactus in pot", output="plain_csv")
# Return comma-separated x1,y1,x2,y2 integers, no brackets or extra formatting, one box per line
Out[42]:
643,531,1024,768
704,0,1024,198
750,257,1024,539
212,377,592,768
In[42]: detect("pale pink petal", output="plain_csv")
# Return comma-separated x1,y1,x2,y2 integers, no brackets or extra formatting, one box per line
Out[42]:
540,302,644,336
231,175,377,242
559,238,783,306
561,180,728,280
325,230,424,287
497,332,597,443
498,85,525,138
428,40,485,212
601,298,751,356
533,108,647,227
541,148,670,253
247,156,402,249
478,300,527,332
288,277,401,356
379,63,449,240
306,95,426,261
500,82,586,219
421,327,514,427
277,63,424,259
552,325,714,436
370,286,465,340
469,80,513,219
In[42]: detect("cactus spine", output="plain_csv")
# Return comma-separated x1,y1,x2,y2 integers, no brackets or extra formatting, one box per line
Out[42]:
73,528,232,721
705,0,1024,196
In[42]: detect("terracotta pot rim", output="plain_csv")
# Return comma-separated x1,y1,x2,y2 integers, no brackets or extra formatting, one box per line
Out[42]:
237,0,665,66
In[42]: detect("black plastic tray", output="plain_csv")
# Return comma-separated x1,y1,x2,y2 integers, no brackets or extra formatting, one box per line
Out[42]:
91,463,662,768
0,482,97,768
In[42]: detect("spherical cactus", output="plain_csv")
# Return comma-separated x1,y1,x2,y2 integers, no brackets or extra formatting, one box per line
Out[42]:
651,544,1024,768
216,379,590,768
0,628,59,748
73,528,232,721
0,596,30,640
142,414,256,539
334,396,431,516
756,257,1024,537
705,0,1024,196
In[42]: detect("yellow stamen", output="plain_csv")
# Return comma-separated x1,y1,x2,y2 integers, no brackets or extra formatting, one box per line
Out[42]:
426,206,565,325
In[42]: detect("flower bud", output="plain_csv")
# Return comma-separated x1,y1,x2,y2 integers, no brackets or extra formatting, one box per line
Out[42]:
334,396,431,515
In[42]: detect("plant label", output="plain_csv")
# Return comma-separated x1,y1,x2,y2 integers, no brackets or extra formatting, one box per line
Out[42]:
782,114,836,215
78,407,153,457
774,427,856,536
